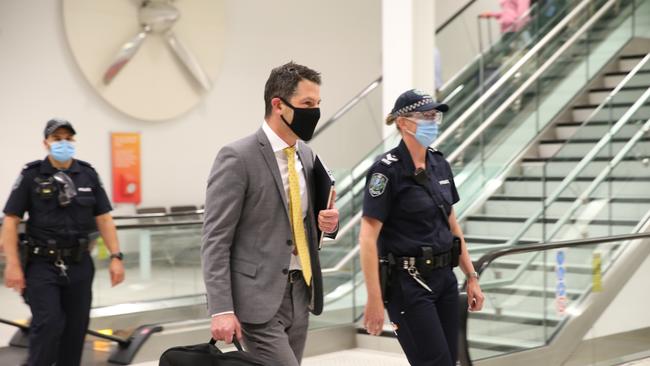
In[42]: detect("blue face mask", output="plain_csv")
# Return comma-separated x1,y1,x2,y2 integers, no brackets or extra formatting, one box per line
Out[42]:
50,140,76,162
406,120,439,147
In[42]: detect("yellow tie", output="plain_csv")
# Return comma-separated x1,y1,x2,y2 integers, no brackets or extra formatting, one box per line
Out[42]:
284,146,312,286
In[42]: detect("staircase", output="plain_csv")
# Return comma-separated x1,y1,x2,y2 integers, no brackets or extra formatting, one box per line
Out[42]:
461,50,650,358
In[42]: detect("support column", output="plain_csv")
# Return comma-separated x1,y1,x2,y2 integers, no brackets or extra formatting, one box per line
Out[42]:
382,0,436,139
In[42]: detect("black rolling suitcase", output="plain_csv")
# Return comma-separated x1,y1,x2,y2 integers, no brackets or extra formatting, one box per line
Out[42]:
159,338,265,366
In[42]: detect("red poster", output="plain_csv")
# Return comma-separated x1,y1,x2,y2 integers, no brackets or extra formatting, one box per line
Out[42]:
111,133,141,204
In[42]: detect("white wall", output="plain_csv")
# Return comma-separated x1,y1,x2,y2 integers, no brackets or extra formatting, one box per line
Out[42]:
0,0,381,212
584,251,650,340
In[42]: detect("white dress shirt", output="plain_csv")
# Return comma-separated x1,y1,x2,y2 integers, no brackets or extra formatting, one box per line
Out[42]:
261,121,308,271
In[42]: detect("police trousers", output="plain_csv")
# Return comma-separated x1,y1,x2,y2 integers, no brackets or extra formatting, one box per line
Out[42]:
386,267,459,366
23,253,94,366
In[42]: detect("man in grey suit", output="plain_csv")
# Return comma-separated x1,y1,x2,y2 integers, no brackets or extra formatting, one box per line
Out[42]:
201,62,339,366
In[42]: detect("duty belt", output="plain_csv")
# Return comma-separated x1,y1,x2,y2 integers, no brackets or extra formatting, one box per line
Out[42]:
395,251,452,270
23,236,90,262
396,250,452,293
27,245,88,260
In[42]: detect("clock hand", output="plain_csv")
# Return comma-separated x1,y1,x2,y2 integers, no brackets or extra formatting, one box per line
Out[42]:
102,27,150,85
103,1,179,85
164,31,212,91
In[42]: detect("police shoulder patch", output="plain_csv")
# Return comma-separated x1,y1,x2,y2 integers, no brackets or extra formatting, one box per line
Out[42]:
368,173,388,197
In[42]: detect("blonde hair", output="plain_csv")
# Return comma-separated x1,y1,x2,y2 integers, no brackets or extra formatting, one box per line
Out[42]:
385,113,398,125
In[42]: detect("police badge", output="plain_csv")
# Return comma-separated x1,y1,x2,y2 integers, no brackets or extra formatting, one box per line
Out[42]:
368,173,388,197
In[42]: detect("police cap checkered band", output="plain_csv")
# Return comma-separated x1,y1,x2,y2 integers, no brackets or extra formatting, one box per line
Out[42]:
389,89,449,118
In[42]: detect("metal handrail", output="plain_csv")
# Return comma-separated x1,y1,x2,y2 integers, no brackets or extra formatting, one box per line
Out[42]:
435,0,478,34
311,77,382,139
472,231,650,284
433,0,595,157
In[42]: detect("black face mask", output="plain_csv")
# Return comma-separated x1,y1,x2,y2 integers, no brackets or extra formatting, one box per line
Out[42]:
279,97,321,141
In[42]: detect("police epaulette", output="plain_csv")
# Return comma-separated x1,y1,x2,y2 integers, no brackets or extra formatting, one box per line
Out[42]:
76,160,95,169
380,153,399,166
428,147,443,156
22,160,41,170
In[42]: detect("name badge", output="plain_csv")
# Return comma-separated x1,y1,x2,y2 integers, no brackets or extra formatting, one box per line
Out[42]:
78,187,93,192
439,179,450,185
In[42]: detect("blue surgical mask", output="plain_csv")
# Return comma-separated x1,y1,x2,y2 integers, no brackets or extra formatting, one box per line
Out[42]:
406,120,439,147
50,141,76,162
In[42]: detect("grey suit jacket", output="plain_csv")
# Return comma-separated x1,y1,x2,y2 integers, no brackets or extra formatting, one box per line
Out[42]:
201,128,324,324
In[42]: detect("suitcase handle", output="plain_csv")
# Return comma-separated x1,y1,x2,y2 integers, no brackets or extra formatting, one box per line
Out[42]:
209,338,244,352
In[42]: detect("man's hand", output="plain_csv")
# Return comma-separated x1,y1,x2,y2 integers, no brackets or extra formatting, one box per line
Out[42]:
4,262,25,293
363,298,385,336
318,189,339,233
211,313,242,344
318,209,339,234
109,259,125,287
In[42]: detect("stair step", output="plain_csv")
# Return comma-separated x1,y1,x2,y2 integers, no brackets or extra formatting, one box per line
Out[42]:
489,195,650,203
522,156,644,163
465,235,539,245
466,214,638,226
487,284,582,298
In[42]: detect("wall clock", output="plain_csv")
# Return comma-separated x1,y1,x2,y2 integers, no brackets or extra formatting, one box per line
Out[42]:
62,0,225,121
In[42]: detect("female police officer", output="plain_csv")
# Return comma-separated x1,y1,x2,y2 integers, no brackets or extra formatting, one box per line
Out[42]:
359,90,484,365
1,119,125,366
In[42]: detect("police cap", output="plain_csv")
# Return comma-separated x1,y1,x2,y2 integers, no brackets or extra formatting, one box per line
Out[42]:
44,118,76,138
389,89,449,118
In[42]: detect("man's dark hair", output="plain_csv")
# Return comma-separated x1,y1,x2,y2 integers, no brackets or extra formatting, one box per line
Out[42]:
264,61,321,117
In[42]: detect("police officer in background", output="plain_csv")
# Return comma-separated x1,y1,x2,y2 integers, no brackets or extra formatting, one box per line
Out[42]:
0,119,125,366
359,90,485,365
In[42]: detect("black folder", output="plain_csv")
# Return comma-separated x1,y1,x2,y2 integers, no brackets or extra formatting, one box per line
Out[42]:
312,155,335,249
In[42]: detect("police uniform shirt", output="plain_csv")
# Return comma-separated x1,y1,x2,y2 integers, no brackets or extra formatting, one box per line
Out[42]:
3,157,112,247
362,140,460,257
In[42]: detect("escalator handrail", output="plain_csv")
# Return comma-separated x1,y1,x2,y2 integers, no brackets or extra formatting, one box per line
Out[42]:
311,77,382,139
458,231,650,366
433,0,598,160
0,316,132,347
471,232,650,281
435,0,478,34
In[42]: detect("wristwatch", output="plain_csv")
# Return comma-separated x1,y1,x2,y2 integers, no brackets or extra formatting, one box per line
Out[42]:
110,252,124,261
466,271,479,280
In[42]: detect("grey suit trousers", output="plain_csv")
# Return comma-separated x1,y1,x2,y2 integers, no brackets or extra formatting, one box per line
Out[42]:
241,277,309,366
